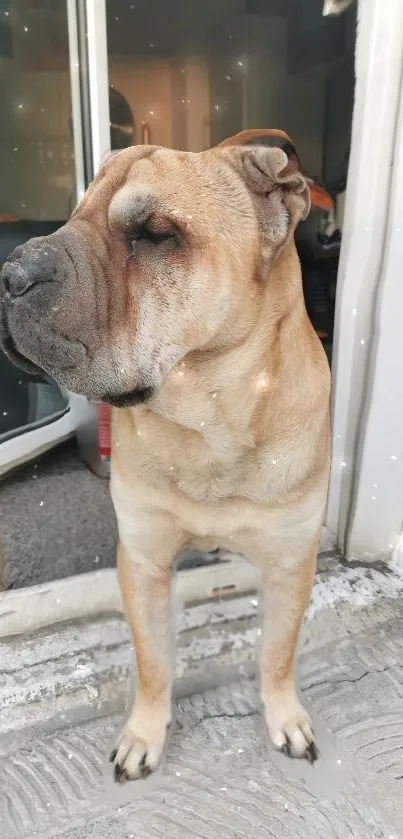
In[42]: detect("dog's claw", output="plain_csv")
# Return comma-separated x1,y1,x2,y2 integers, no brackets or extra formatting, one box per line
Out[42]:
109,748,117,764
139,754,152,779
305,741,319,764
281,734,292,757
114,763,121,782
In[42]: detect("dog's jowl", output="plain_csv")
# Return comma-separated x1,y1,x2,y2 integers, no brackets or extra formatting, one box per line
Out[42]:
0,134,330,780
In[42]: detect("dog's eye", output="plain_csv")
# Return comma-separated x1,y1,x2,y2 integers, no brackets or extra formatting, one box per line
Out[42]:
126,225,177,258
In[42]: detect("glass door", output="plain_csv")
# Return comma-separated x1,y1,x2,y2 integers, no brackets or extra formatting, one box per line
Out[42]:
0,0,80,475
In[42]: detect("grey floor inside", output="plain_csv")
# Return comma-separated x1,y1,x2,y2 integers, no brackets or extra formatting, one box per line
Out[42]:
0,440,117,590
1,555,403,838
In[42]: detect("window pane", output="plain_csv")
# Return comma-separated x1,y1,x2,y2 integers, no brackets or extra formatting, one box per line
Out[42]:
0,1,72,443
0,0,76,221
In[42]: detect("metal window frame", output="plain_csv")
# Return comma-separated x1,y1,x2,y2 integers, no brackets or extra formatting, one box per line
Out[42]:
67,0,110,190
69,0,403,565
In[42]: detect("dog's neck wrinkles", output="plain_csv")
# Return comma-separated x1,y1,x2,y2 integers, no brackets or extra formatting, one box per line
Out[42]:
125,241,321,461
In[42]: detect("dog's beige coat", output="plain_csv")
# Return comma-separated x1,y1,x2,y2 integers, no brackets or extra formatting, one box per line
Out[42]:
0,133,331,780
107,137,330,779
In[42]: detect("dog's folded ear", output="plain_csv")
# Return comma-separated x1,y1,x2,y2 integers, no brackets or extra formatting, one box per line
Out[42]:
240,145,310,224
217,129,310,245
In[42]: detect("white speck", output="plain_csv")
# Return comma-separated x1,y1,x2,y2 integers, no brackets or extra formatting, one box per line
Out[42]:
39,500,44,506
186,214,193,219
257,628,262,636
284,803,289,810
149,110,154,116
180,98,185,104
212,392,217,398
372,496,376,500
94,555,100,564
4,10,10,15
149,42,155,48
18,103,23,110
237,59,243,67
85,684,99,699
360,338,365,345
170,466,174,471
178,370,184,377
388,544,394,549
23,25,29,32
397,228,401,233
115,15,119,20
13,147,18,152
337,759,342,765
247,780,260,792
237,748,244,753
257,372,268,390
176,771,181,777
352,308,357,316
200,421,205,427
250,599,258,606
2,411,7,417
68,753,73,760
229,33,233,39
341,460,346,467
373,483,378,488
214,104,220,111
220,786,227,791
47,802,51,808
225,74,231,81
271,459,277,465
391,455,397,461
56,598,61,604
137,430,141,436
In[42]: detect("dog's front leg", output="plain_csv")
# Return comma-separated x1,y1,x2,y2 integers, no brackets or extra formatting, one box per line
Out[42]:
259,536,319,763
110,540,175,781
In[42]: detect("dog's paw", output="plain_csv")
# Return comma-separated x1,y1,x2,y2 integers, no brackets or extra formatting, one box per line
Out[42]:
110,713,169,782
264,696,318,764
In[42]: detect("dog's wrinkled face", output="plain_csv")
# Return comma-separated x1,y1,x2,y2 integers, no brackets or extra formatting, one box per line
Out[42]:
0,143,309,406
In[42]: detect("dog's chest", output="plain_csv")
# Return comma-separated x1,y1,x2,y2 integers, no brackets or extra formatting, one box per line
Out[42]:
113,406,304,506
143,435,288,505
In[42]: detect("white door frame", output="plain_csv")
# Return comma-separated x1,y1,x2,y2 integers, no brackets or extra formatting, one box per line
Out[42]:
81,0,403,562
343,23,403,563
327,0,403,559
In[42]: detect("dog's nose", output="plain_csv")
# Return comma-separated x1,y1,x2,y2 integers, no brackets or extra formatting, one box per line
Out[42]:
1,262,37,298
1,248,58,300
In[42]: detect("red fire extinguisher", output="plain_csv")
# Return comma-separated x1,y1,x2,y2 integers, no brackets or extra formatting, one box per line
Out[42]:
76,401,111,478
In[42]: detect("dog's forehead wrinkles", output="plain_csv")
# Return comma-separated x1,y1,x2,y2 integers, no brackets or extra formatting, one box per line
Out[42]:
108,184,157,230
107,149,227,231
